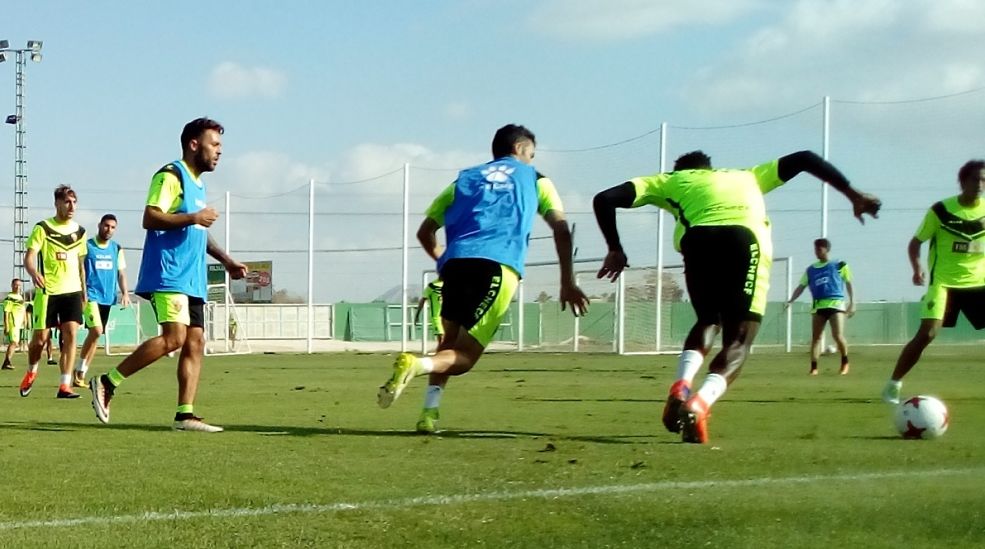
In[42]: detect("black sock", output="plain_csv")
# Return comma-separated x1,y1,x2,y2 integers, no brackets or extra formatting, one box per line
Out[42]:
841,355,849,365
810,360,818,371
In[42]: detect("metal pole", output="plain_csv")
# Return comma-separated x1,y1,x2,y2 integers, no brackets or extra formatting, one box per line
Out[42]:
821,96,830,238
656,122,667,352
785,256,793,353
401,163,410,352
12,51,28,283
307,179,315,354
224,191,230,291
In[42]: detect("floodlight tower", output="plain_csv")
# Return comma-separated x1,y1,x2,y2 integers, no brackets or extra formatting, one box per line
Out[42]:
0,39,43,283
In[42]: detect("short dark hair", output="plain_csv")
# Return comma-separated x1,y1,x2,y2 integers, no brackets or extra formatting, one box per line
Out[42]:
958,160,985,184
54,184,76,201
673,151,712,171
181,117,224,151
100,214,118,224
491,124,535,159
814,238,831,250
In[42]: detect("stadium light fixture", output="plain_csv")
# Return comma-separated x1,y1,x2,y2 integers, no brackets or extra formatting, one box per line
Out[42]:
27,40,42,51
30,53,42,63
5,115,18,125
0,40,8,49
0,53,6,64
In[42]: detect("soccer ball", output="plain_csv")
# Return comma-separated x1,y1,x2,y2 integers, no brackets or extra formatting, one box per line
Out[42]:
824,343,838,355
894,396,949,439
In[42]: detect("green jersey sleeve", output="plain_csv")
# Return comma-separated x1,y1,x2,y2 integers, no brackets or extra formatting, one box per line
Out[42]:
750,160,784,194
799,271,809,286
424,183,456,227
26,223,45,252
838,262,852,282
146,171,183,213
536,176,564,216
629,174,673,210
914,208,940,242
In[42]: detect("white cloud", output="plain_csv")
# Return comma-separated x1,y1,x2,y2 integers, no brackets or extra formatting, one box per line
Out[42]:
684,0,985,112
212,150,328,197
443,101,471,121
207,62,287,100
528,0,763,40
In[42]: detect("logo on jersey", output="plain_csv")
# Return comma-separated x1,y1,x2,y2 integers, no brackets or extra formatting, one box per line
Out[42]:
482,165,515,185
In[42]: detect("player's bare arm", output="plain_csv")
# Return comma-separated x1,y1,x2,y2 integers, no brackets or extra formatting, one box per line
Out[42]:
593,182,635,281
777,151,882,223
416,218,444,262
118,267,131,307
907,237,925,286
207,233,247,280
24,248,44,289
142,205,218,230
784,284,807,309
544,210,589,316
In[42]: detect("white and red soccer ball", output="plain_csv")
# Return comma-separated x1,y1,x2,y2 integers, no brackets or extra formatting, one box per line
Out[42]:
894,395,949,440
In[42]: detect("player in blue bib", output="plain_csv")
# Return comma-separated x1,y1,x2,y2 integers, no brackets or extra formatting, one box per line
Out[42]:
73,214,130,387
785,238,854,375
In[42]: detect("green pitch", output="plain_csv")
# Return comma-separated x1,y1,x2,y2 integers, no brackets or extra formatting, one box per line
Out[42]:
1,346,983,547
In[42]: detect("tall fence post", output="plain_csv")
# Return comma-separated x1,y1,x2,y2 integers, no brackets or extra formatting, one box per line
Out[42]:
401,163,410,352
307,179,314,354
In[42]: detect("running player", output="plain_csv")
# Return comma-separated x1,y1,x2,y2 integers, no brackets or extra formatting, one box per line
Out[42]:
882,160,985,403
377,124,590,434
2,279,26,370
593,150,881,443
89,117,247,432
784,238,854,375
74,214,130,386
21,185,88,398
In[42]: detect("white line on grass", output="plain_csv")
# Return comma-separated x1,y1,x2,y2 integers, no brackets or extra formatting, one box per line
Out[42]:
1,467,981,531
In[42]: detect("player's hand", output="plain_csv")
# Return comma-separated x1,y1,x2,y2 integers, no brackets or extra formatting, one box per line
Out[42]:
194,207,220,228
597,250,629,282
30,273,44,290
120,293,131,308
782,301,791,311
912,270,926,286
226,260,248,280
559,283,590,317
851,193,882,224
847,304,856,318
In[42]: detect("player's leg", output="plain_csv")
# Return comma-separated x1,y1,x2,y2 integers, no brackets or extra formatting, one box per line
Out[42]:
828,311,850,374
3,317,17,369
809,312,826,375
173,308,220,433
883,285,948,403
20,292,51,397
76,302,105,386
53,293,83,397
417,321,463,433
682,226,768,443
90,293,189,424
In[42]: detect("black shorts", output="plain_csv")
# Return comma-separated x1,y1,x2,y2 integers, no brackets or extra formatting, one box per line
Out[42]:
814,308,845,320
941,286,985,329
40,291,84,329
439,258,506,331
681,225,765,325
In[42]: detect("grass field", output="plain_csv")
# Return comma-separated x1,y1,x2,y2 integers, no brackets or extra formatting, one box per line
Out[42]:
1,345,983,548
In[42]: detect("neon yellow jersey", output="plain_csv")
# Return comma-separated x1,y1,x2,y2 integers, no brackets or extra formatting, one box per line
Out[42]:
27,217,87,295
629,161,784,251
3,292,25,326
425,174,565,226
915,195,985,288
146,160,198,213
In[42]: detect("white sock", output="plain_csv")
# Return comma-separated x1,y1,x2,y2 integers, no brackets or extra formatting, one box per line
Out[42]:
76,359,88,374
28,362,39,373
59,373,71,386
423,385,443,409
417,357,434,375
695,373,728,407
887,379,902,389
676,350,704,384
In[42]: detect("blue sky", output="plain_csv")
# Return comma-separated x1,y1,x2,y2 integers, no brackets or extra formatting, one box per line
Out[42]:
2,0,985,303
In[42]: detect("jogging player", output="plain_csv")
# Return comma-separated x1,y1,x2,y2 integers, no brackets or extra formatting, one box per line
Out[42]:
89,117,247,432
2,278,26,370
21,185,88,398
74,214,130,386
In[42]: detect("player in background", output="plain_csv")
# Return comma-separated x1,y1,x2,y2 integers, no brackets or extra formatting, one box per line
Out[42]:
378,124,589,434
784,238,855,375
2,278,26,370
593,150,881,443
89,117,247,432
882,160,985,403
73,214,131,387
414,277,444,349
21,185,88,398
